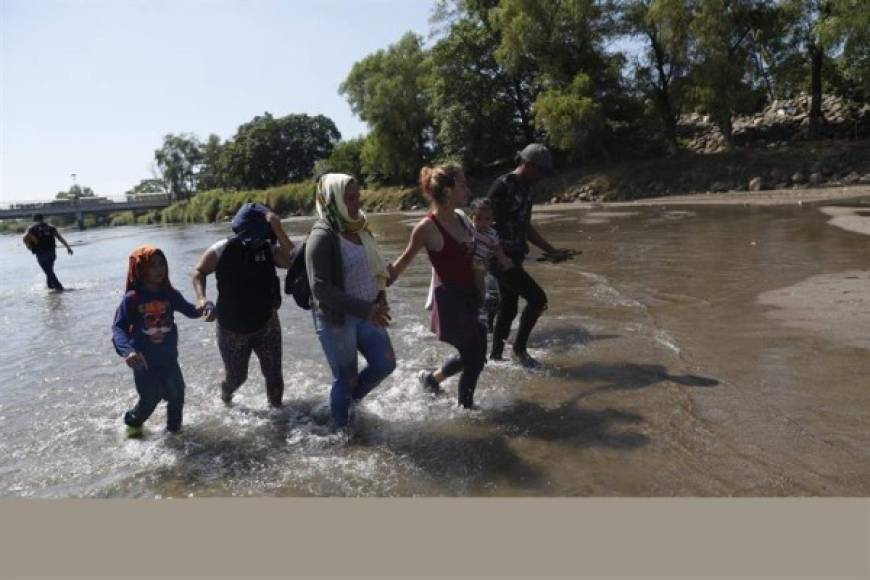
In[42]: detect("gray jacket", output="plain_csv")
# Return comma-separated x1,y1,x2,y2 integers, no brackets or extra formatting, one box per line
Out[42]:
305,220,374,324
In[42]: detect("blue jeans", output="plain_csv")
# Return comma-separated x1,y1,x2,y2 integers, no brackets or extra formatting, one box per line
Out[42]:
314,313,396,428
124,363,186,432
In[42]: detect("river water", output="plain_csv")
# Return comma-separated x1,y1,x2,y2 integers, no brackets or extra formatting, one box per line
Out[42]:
1,201,868,497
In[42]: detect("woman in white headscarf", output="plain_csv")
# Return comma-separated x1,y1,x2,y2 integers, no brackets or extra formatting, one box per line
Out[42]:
304,173,395,433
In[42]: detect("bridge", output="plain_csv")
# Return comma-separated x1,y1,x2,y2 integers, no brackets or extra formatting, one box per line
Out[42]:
0,195,173,227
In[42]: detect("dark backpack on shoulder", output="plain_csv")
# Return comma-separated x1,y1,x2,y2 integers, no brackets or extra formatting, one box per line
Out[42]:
284,241,311,310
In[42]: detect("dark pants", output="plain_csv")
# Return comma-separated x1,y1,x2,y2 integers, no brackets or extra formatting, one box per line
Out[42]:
217,312,284,407
439,328,487,408
124,363,186,432
491,264,547,356
35,252,63,290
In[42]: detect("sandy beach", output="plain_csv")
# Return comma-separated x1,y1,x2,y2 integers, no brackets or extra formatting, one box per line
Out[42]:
552,184,870,209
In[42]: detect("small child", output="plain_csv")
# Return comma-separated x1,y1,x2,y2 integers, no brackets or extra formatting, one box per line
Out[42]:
468,198,513,328
112,246,205,438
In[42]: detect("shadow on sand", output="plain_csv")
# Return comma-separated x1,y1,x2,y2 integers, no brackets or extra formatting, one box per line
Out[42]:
554,362,718,399
483,397,650,450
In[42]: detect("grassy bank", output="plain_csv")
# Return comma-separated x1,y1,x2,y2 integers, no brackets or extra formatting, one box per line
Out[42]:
160,182,315,224
5,139,865,235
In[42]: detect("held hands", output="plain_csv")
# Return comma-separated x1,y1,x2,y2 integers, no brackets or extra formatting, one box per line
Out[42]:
198,299,217,322
368,301,392,328
125,351,148,371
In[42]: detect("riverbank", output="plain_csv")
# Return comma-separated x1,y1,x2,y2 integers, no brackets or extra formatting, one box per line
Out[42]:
2,139,866,235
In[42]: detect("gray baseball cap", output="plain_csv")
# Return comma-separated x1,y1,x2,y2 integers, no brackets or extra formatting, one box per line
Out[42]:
518,143,554,173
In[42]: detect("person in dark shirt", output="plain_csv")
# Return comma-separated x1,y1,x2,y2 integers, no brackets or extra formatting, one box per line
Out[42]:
192,203,294,408
487,144,572,368
22,213,73,291
112,246,205,437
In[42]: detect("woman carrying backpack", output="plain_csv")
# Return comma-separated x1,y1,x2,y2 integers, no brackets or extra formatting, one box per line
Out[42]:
192,203,294,408
305,173,395,434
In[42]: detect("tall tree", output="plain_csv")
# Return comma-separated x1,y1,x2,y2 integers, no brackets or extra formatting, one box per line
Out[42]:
321,138,366,181
197,134,223,191
690,0,768,147
125,178,166,197
493,0,624,159
779,0,869,137
340,33,432,184
217,113,340,190
154,133,203,201
622,0,695,155
428,3,534,170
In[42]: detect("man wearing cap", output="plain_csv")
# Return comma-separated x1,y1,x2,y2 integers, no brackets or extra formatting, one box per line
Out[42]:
23,213,74,291
486,143,571,368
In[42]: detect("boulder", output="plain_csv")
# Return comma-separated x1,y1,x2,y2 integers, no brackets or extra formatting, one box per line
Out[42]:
791,172,807,184
808,172,824,186
748,176,765,191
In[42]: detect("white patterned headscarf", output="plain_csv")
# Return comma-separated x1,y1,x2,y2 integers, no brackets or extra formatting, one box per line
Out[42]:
315,173,388,290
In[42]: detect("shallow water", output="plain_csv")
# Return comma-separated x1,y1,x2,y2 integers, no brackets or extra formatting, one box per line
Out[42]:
1,200,868,497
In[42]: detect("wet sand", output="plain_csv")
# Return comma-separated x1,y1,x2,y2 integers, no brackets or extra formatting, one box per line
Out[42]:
552,184,870,209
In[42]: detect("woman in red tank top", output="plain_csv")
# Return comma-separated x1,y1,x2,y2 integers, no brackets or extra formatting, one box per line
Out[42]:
388,164,487,409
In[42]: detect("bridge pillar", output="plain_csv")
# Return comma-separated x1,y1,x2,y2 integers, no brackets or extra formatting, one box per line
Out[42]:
76,209,85,230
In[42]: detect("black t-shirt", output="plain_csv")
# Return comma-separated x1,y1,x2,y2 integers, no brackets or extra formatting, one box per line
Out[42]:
215,238,281,333
487,172,533,259
27,223,58,254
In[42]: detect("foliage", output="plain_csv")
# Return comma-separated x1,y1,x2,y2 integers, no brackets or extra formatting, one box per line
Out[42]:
427,14,526,170
124,178,166,197
216,113,339,190
154,133,203,201
621,0,695,154
533,74,604,153
56,184,95,200
340,33,433,184
689,0,769,145
159,182,315,224
319,138,366,181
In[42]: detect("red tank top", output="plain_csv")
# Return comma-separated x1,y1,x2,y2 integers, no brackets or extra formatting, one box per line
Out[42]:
426,212,475,288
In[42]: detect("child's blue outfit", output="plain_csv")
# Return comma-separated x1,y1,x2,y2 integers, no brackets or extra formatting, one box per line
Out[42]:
112,285,199,432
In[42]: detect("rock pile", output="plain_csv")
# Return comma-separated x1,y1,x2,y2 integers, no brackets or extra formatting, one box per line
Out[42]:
678,94,870,153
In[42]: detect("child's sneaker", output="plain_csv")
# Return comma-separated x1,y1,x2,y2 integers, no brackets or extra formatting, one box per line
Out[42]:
126,424,144,439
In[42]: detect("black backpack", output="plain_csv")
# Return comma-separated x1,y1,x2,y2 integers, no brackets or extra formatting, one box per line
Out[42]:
284,241,311,310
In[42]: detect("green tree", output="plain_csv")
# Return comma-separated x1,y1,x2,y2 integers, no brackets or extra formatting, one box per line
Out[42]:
217,113,340,190
779,0,869,137
427,7,532,170
55,184,94,200
320,137,366,181
124,178,166,197
340,33,432,184
532,73,604,154
622,0,695,155
492,0,625,159
154,133,203,201
197,134,223,191
690,0,768,147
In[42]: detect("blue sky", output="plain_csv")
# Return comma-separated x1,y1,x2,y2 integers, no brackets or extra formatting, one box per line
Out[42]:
0,0,432,201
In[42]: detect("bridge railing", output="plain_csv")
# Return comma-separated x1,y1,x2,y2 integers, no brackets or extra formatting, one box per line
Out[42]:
1,194,171,211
